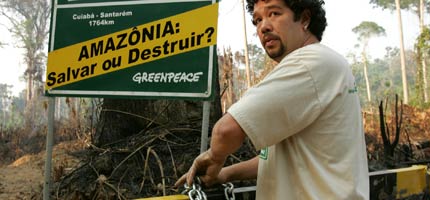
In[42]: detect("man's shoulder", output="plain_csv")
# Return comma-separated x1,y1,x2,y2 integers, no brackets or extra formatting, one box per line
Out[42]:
302,43,343,59
280,43,346,67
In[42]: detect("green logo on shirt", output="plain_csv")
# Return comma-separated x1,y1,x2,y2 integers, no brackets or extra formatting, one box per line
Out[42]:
348,86,358,94
349,83,358,94
259,147,268,160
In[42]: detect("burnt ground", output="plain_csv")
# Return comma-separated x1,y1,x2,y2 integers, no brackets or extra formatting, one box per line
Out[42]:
0,104,429,199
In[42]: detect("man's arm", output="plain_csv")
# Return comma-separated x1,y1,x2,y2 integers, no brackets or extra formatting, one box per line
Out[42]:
218,156,259,183
209,113,247,162
174,113,249,187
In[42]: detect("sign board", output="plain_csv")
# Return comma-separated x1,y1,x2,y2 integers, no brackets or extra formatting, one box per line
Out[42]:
46,0,218,100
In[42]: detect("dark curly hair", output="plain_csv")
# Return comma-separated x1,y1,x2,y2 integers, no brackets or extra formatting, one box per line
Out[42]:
246,0,327,41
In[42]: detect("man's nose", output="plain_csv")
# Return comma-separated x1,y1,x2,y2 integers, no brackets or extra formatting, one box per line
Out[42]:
259,19,273,34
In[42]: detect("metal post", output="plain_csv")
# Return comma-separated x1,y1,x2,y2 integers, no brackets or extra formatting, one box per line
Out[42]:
200,101,211,153
43,97,55,200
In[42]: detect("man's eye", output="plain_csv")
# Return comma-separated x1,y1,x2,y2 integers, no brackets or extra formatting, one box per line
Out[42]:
269,12,279,17
253,18,262,25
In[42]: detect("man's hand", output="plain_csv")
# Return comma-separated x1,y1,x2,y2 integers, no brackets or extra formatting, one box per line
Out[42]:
174,149,227,188
175,113,248,188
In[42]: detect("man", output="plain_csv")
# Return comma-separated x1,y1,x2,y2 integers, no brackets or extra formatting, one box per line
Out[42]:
175,0,369,199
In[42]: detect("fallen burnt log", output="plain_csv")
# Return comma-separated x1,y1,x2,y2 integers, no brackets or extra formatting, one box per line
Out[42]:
417,140,430,149
52,125,257,200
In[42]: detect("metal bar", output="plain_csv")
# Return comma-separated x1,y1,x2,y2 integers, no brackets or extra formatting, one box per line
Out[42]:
200,101,211,153
233,186,256,194
43,97,56,200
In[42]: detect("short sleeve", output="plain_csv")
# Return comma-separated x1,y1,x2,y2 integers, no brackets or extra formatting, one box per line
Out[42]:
228,58,322,150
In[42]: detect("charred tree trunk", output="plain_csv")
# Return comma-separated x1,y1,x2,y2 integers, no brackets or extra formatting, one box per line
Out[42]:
94,68,222,147
94,98,221,147
378,94,403,168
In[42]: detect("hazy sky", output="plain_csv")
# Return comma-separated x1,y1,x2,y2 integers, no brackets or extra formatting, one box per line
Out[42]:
0,0,424,96
218,0,422,57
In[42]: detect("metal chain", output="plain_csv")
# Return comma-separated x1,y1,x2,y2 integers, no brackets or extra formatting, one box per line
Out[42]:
222,182,235,200
182,180,255,200
181,178,207,200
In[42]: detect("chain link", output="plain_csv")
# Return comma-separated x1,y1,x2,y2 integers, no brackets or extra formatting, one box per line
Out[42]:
182,180,253,200
222,182,235,200
181,178,207,200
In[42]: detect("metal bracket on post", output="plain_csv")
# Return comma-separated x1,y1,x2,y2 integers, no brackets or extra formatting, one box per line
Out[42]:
43,97,55,200
200,101,211,153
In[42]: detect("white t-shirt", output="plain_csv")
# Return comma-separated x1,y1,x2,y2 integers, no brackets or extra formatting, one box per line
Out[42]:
228,43,369,199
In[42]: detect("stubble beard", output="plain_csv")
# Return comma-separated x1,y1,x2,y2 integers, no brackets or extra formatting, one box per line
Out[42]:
265,43,285,61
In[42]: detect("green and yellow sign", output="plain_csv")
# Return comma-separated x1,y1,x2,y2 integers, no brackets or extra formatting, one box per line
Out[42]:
46,0,218,99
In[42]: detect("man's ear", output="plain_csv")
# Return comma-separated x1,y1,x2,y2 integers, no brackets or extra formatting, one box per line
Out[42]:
301,9,311,28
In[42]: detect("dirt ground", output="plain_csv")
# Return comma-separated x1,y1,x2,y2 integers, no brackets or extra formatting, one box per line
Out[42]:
0,157,44,199
0,140,84,199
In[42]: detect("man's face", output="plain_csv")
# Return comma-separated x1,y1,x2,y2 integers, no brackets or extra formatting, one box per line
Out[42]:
252,0,308,62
